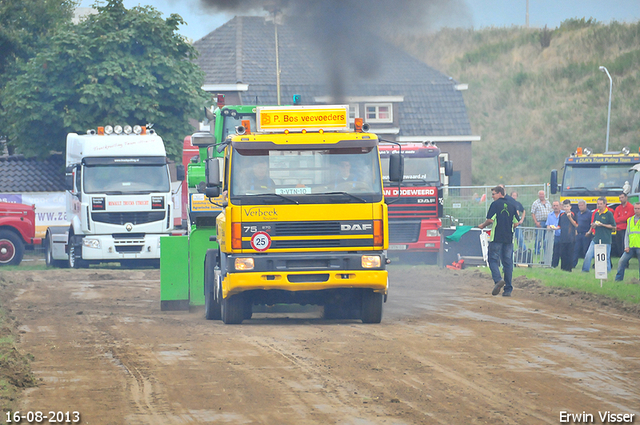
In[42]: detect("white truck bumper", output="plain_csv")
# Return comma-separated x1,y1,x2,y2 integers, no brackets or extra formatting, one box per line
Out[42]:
80,234,164,260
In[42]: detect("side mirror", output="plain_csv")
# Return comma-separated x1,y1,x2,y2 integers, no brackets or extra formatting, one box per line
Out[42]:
205,186,220,198
65,166,75,191
444,160,453,177
176,164,185,181
389,155,404,182
550,170,558,194
205,157,222,187
191,131,216,147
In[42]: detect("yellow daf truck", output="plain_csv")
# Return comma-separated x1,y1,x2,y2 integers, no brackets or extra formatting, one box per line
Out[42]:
203,105,400,324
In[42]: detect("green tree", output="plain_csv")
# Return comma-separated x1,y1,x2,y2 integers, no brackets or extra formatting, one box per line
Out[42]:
0,0,76,144
1,0,208,159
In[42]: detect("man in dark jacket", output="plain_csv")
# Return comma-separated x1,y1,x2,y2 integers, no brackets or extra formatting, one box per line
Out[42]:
478,186,520,297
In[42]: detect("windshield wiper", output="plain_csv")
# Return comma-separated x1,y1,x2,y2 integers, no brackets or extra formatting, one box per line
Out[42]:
324,192,367,203
103,191,123,195
249,193,299,204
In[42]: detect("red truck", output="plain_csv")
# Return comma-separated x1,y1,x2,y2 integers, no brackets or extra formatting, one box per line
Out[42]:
379,142,453,263
0,202,41,266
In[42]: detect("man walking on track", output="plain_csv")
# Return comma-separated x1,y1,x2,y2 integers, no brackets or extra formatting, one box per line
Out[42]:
478,186,520,297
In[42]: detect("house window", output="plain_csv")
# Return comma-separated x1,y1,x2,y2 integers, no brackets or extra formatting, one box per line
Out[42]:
348,104,359,121
364,104,392,123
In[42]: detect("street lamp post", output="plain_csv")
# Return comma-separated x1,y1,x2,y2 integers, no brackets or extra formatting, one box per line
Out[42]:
599,66,612,152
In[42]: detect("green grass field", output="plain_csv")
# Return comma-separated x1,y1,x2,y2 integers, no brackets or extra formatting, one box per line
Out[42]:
508,257,640,304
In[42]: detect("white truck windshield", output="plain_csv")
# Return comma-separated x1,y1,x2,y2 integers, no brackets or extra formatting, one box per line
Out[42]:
84,165,170,194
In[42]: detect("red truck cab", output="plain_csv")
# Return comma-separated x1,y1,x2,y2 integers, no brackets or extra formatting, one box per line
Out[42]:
0,202,40,266
379,142,452,263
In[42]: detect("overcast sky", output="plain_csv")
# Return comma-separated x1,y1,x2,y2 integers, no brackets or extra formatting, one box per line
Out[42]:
80,0,640,42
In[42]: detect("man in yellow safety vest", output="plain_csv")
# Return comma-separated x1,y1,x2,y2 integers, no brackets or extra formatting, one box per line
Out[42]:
615,202,640,281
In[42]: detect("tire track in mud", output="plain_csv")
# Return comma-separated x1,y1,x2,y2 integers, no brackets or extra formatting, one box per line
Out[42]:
86,314,178,425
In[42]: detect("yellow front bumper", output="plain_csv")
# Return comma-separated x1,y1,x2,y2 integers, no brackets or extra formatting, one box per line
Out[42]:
222,270,388,298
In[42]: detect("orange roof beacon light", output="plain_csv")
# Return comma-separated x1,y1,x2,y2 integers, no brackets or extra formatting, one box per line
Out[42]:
241,120,251,135
576,147,583,156
216,94,225,108
354,118,364,132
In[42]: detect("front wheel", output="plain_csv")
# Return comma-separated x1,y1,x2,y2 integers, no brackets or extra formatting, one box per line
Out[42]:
0,230,24,266
222,293,245,324
67,238,87,269
361,289,383,324
204,250,221,320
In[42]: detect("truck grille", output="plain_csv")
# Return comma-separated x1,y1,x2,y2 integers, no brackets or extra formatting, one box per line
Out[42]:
274,221,340,236
389,221,420,243
388,204,438,219
92,211,165,225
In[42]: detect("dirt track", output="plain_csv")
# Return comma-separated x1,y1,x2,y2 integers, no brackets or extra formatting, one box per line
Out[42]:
2,265,640,424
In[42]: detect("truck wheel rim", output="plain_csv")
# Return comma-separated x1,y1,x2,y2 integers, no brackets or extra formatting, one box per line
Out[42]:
0,239,16,263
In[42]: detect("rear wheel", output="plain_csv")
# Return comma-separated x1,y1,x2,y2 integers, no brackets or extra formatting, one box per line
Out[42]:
361,289,383,324
44,231,67,268
0,230,24,266
222,293,245,324
204,250,221,320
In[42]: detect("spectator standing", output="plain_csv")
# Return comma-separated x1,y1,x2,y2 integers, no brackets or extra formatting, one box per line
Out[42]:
546,201,562,267
582,197,616,273
558,200,578,271
613,193,634,257
615,202,640,281
572,200,593,267
478,186,520,297
531,190,552,254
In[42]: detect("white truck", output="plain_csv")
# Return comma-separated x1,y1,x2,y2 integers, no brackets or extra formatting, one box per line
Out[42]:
45,125,175,268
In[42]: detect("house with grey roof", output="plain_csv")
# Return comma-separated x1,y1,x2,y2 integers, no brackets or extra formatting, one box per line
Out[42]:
193,16,480,185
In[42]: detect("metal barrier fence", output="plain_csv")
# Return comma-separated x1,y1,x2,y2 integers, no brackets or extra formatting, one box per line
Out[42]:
443,226,556,268
443,184,552,228
513,227,555,267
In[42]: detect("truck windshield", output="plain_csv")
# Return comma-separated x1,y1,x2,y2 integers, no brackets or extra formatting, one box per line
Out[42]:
380,156,440,184
221,113,257,141
230,147,383,203
562,164,634,196
84,165,170,194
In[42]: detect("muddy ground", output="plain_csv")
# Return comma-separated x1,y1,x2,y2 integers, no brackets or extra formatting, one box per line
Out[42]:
1,265,639,424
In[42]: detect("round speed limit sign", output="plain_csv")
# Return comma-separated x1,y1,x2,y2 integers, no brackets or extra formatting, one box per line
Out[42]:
250,231,271,252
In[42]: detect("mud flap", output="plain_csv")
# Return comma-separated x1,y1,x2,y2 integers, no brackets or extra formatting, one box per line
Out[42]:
160,235,189,310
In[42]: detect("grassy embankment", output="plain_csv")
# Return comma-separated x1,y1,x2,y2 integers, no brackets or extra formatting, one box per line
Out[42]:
396,18,640,185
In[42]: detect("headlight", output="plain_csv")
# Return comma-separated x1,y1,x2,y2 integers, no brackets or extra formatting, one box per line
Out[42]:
123,125,132,135
104,125,114,135
235,258,254,271
362,255,381,268
426,230,439,237
133,125,142,135
114,125,123,134
83,239,101,249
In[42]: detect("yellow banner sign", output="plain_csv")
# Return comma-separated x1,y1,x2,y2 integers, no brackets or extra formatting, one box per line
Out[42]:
190,193,222,213
257,105,349,132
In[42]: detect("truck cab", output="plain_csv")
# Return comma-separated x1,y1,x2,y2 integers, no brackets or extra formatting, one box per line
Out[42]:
0,202,39,266
379,142,452,262
45,125,174,268
551,146,640,212
203,105,396,324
